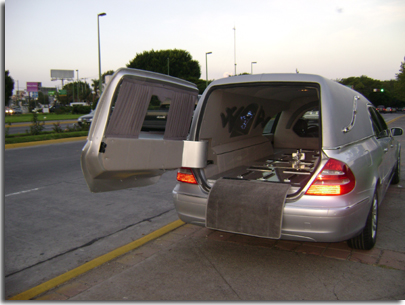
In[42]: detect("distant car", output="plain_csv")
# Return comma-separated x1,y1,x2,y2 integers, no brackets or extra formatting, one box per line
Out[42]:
142,97,200,131
11,107,23,115
376,105,386,113
77,110,95,126
385,107,396,113
5,107,22,115
82,68,403,251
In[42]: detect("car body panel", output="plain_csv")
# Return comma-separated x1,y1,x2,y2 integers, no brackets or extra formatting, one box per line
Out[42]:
81,68,201,193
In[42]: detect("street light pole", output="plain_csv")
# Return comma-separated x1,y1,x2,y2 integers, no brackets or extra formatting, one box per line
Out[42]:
251,62,257,74
76,69,79,102
206,52,212,87
98,12,106,97
233,26,236,75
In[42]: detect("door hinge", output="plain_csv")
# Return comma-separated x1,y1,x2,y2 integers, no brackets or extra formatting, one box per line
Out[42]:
99,142,107,153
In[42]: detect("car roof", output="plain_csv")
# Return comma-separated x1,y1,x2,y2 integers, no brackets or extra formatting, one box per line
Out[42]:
205,73,374,149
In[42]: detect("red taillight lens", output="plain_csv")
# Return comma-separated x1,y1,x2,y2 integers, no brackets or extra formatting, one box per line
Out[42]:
177,168,198,184
306,158,355,196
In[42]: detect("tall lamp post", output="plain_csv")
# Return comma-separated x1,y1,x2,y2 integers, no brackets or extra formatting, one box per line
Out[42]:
76,69,79,102
251,62,257,74
205,52,212,87
98,12,106,97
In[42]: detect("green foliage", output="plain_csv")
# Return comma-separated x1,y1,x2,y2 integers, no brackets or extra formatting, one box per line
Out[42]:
56,81,92,105
338,73,405,108
5,122,11,138
5,70,14,106
29,112,45,135
5,131,88,145
91,70,115,98
52,122,63,133
72,105,91,114
394,57,405,102
127,49,201,82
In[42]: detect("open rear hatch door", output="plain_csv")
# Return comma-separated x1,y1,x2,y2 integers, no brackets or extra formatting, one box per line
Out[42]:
81,68,207,192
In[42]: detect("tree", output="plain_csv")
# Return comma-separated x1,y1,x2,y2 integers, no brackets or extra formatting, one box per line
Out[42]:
339,75,388,106
394,57,405,102
91,70,115,109
91,70,114,96
127,49,201,83
5,70,14,106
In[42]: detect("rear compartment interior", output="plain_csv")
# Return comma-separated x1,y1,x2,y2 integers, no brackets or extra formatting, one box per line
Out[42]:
197,83,321,195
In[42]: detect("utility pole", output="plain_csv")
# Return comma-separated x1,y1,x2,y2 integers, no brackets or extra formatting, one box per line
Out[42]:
233,26,237,76
76,70,79,102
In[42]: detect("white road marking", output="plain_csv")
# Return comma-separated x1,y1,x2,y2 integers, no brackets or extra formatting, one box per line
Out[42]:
5,188,40,197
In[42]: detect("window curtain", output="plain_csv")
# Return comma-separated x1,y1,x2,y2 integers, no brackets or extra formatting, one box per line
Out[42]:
105,79,152,139
164,91,197,140
105,77,197,140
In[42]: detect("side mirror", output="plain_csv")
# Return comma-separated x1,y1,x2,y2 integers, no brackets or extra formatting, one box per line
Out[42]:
391,127,403,137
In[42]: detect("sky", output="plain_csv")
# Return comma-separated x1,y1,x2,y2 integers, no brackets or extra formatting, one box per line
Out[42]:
4,0,405,94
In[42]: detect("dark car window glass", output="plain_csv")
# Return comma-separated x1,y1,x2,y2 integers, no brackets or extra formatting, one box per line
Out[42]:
292,108,319,138
262,112,280,134
369,107,388,137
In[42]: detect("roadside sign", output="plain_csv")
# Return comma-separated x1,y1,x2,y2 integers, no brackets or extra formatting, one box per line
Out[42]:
59,90,67,96
27,82,41,92
32,92,38,98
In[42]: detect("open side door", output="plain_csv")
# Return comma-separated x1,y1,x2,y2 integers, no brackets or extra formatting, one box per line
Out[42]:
81,68,207,192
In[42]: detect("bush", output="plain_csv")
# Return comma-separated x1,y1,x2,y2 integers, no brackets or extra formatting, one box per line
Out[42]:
52,122,63,133
55,106,73,114
72,105,91,114
29,112,45,135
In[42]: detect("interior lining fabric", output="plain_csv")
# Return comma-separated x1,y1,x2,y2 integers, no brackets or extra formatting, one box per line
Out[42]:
206,178,290,239
105,77,197,140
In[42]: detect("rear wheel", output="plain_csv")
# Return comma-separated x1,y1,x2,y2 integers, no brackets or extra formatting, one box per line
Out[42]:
347,191,378,250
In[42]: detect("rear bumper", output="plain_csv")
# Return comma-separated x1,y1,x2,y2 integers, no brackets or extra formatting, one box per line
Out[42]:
172,183,372,243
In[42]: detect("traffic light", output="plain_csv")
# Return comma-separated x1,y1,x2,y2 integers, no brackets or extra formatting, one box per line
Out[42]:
380,88,384,92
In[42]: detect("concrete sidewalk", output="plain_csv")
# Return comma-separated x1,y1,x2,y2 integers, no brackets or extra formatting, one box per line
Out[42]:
31,223,405,300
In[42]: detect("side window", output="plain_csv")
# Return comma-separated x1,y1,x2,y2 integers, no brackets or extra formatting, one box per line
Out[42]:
292,108,319,138
369,107,388,137
263,112,280,134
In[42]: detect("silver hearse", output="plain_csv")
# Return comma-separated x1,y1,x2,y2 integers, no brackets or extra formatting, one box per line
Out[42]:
81,68,402,250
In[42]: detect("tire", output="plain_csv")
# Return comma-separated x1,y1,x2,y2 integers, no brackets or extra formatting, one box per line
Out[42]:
347,191,378,250
391,153,400,185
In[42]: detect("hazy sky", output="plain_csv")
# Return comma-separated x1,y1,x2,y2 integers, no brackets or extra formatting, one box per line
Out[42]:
4,0,405,93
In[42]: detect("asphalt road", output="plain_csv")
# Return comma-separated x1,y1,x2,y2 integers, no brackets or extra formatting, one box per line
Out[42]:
4,139,180,297
4,113,405,298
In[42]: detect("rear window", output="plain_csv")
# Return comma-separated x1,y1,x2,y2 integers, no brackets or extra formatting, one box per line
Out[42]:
292,108,320,137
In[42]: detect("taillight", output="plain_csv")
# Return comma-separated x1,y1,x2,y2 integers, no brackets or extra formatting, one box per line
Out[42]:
306,158,355,196
177,168,198,184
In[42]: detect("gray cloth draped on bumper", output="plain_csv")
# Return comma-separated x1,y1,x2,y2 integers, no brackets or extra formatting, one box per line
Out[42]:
206,178,290,239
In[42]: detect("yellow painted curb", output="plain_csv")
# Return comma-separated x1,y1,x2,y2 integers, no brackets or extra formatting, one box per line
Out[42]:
8,219,185,300
5,136,88,149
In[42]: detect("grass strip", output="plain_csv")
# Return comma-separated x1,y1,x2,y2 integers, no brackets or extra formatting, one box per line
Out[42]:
5,113,83,124
5,131,89,144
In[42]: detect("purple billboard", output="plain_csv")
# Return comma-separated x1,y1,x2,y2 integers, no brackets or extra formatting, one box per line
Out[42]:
27,82,41,92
